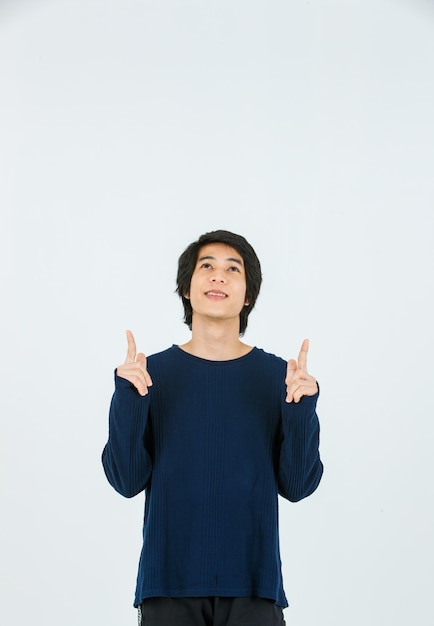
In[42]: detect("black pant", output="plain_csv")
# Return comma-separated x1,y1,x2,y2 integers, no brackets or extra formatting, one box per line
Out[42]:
138,596,286,626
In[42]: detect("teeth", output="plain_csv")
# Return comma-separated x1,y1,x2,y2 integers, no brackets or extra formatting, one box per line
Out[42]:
207,292,226,297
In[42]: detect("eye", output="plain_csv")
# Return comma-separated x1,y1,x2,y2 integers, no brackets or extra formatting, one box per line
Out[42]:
228,265,240,272
200,262,213,269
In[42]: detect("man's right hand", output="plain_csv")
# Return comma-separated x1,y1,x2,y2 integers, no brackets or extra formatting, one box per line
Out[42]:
116,330,153,396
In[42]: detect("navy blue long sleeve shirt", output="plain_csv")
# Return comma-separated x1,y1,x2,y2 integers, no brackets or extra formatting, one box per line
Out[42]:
102,345,323,607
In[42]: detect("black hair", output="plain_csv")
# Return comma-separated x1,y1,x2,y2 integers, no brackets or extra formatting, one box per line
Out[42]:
176,229,262,335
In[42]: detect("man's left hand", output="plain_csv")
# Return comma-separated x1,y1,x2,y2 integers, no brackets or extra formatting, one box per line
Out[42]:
285,339,318,403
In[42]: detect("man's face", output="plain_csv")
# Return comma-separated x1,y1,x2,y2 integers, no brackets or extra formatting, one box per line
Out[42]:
186,243,249,328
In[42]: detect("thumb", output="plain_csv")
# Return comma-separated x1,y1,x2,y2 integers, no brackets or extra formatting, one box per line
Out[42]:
137,352,153,387
286,359,297,383
137,352,147,366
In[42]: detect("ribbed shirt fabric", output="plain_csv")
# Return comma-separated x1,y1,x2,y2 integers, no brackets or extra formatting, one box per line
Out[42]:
102,345,323,608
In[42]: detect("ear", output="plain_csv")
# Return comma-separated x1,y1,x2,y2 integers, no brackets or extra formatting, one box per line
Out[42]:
244,299,250,306
184,293,190,300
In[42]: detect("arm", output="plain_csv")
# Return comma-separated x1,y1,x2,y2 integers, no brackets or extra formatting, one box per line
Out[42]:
101,330,154,498
277,391,323,502
102,376,152,498
278,339,323,501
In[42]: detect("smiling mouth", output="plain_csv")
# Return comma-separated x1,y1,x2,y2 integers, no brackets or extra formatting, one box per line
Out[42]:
205,291,228,298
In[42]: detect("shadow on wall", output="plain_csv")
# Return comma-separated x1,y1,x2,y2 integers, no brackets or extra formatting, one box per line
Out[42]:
0,0,53,19
397,0,434,18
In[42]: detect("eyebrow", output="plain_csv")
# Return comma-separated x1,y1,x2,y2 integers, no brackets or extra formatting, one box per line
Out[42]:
198,255,243,266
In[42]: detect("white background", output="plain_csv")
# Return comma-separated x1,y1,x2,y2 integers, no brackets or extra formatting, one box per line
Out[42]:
1,1,433,624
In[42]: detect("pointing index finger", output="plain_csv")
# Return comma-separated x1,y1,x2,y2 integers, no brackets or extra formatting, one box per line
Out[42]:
125,329,137,363
297,338,309,372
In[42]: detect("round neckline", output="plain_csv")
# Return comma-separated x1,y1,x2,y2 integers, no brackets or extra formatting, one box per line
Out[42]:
172,344,257,364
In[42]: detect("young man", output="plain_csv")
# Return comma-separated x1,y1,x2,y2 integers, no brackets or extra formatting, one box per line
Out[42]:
102,230,323,626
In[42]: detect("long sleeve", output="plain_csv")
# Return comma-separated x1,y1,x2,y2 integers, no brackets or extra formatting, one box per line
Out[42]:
101,373,152,498
277,391,323,502
102,345,323,608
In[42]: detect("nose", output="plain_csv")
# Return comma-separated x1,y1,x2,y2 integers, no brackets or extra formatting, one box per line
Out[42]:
210,270,226,283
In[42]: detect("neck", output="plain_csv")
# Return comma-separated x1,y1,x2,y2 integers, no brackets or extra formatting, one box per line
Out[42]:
180,319,252,361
